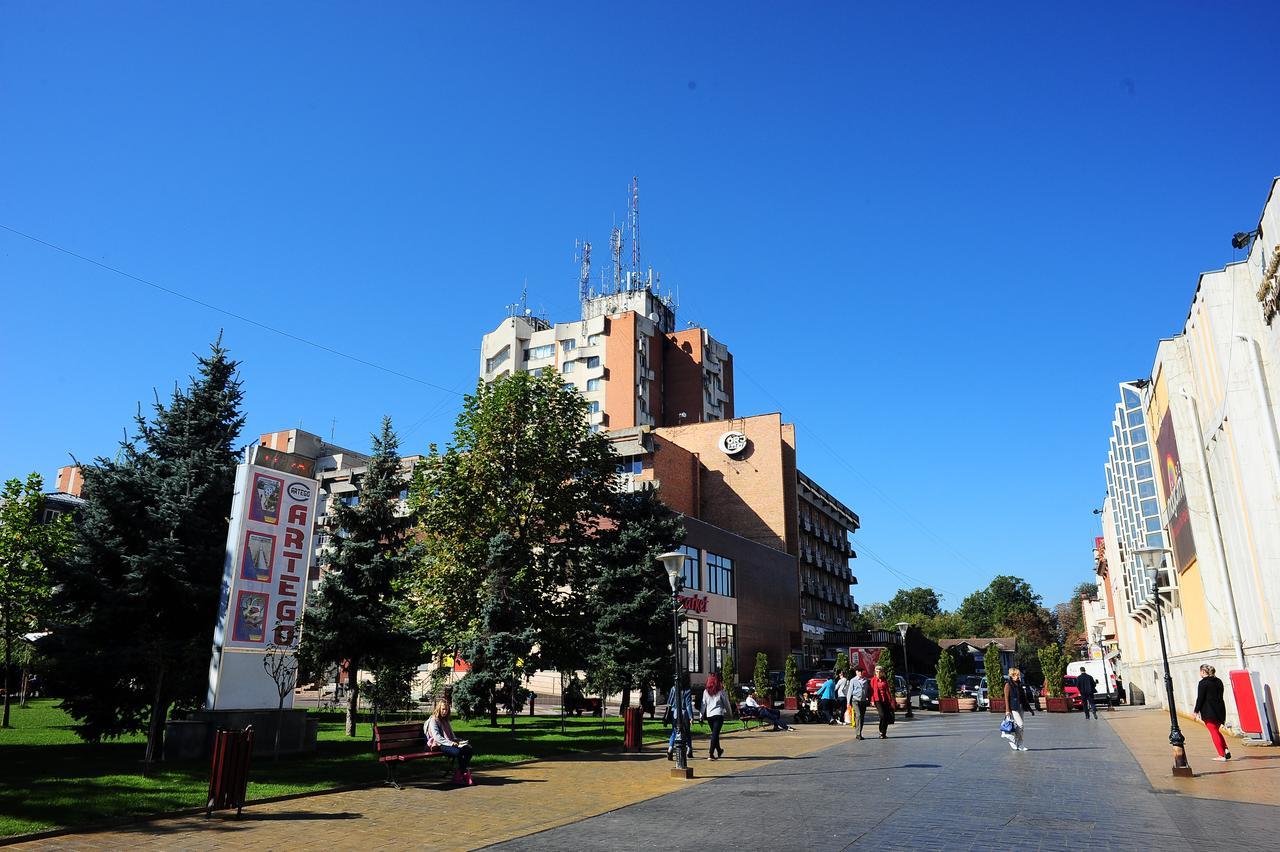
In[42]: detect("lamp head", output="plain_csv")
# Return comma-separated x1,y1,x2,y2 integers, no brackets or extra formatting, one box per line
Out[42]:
894,621,910,638
658,551,686,592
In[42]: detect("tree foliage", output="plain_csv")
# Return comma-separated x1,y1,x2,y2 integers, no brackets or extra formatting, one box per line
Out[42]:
783,654,800,702
578,490,683,708
300,417,421,736
884,587,941,621
753,652,769,702
0,474,72,727
934,647,957,699
1037,645,1068,697
983,643,1004,683
957,575,1042,636
43,338,244,765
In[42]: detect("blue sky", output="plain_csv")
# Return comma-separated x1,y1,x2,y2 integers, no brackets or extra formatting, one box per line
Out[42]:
3,2,1278,611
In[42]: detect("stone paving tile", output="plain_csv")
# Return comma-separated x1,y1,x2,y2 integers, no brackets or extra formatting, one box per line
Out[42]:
9,721,837,851
1104,705,1280,806
488,709,1277,851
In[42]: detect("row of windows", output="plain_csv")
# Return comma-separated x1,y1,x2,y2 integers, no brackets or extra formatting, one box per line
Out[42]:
677,546,735,597
678,619,736,675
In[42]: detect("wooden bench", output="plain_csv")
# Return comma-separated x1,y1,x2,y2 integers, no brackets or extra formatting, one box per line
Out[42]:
736,705,771,731
373,722,454,789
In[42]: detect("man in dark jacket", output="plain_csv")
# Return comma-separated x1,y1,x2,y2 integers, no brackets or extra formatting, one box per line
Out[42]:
1076,667,1098,719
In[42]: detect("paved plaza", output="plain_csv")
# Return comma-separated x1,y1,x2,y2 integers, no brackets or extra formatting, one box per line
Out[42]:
11,707,1279,851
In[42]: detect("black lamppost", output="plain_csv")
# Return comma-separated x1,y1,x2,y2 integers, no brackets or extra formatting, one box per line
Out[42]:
1134,547,1193,778
659,551,693,779
895,621,914,719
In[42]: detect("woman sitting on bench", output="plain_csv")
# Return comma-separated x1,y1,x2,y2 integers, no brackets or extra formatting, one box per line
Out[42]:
425,699,474,786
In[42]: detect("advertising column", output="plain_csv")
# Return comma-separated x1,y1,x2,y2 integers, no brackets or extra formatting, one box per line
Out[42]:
206,447,319,710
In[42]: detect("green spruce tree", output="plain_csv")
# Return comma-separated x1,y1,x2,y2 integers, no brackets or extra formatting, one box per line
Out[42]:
44,337,244,766
299,417,421,736
578,490,683,709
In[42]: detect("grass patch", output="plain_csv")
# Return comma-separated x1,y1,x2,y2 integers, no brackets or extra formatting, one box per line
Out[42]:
0,700,665,838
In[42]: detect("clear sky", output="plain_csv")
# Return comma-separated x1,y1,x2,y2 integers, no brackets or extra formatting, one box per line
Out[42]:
3,2,1278,612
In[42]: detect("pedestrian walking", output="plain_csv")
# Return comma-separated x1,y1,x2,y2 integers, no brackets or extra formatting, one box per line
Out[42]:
870,665,895,739
834,669,850,725
818,674,838,724
1193,664,1232,762
666,681,695,761
1003,667,1028,751
1075,666,1099,719
848,668,870,740
701,673,731,760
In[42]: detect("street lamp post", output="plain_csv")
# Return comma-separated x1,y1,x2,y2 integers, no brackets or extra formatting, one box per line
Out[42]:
659,551,693,779
1134,547,1193,778
1091,625,1114,711
895,622,914,719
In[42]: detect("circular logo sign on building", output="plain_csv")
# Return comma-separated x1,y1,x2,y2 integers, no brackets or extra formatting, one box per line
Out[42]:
718,431,748,456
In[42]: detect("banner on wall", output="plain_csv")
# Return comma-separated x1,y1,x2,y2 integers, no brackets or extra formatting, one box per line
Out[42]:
207,447,319,710
1155,410,1197,572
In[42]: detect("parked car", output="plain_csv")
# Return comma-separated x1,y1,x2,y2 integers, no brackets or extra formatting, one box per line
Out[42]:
955,674,982,700
918,678,939,710
804,670,834,696
977,676,990,709
907,673,929,694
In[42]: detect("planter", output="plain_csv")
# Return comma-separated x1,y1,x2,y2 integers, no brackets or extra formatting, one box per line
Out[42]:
988,698,1006,713
938,697,960,713
957,697,977,712
1045,696,1069,712
1038,696,1047,710
784,696,799,711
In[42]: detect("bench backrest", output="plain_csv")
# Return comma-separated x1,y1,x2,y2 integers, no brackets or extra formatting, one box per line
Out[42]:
374,723,428,757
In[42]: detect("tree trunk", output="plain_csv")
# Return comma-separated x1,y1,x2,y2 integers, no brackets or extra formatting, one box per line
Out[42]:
143,666,168,773
620,686,631,710
2,621,12,729
274,697,285,760
345,671,359,737
20,668,30,708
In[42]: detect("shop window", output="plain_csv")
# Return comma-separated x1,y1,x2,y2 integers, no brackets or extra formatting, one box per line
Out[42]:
707,622,736,675
681,618,702,673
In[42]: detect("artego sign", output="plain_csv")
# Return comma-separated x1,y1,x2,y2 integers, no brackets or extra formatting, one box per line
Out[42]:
718,431,748,456
207,446,319,710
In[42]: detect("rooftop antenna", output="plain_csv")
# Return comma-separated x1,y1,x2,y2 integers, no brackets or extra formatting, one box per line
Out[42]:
629,176,641,276
577,239,592,304
610,223,623,294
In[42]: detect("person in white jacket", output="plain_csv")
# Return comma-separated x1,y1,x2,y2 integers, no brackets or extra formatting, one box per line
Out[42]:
700,673,732,760
834,670,851,725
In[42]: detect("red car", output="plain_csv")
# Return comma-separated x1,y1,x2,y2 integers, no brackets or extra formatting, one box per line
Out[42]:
805,671,834,695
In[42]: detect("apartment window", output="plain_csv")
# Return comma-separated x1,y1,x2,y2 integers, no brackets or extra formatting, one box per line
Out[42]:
707,552,734,597
586,356,601,369
561,339,577,352
679,544,700,591
485,345,510,373
42,508,60,523
588,401,601,414
561,360,575,374
529,344,555,360
587,334,603,346
707,622,736,675
586,378,602,391
339,493,359,507
680,618,702,674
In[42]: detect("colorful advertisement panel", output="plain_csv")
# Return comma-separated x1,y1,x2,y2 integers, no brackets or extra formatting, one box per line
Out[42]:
1155,410,1196,572
208,450,319,710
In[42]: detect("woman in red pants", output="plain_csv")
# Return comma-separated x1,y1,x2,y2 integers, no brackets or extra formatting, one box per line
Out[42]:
1193,664,1231,761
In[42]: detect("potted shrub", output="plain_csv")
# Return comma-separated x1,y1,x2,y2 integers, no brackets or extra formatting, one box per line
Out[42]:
1038,645,1069,712
985,644,1006,712
783,655,800,711
936,649,960,713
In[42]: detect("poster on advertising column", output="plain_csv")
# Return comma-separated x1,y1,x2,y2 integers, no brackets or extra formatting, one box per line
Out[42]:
207,448,319,710
1156,410,1197,573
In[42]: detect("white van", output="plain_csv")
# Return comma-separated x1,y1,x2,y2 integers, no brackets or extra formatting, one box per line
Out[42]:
1064,660,1119,703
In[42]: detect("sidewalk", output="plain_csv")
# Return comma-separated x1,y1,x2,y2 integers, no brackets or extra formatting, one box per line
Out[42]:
11,721,845,851
1104,705,1280,806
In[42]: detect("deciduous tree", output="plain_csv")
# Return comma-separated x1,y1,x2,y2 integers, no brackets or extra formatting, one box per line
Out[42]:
0,474,72,728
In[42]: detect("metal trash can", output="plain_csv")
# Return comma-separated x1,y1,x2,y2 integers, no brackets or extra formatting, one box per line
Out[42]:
206,726,254,817
622,706,644,752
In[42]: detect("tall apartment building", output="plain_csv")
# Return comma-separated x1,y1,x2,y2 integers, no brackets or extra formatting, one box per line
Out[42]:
480,287,733,431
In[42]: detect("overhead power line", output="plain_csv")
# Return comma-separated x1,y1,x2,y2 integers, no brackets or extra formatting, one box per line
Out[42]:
0,222,464,398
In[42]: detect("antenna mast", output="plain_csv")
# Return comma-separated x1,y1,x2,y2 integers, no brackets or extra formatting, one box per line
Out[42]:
610,225,623,293
578,240,592,304
629,176,641,277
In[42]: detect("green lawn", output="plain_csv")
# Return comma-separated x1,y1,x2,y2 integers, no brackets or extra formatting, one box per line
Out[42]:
0,700,665,839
